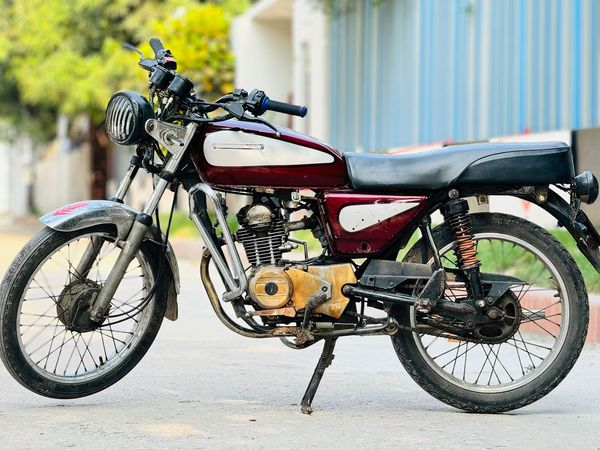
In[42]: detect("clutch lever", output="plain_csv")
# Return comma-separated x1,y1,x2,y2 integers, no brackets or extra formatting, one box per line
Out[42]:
123,42,157,72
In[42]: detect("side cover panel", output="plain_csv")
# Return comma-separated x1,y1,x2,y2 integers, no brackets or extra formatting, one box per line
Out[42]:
319,192,428,257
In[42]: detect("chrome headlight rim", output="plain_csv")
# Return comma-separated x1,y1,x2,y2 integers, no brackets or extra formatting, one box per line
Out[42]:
105,90,155,146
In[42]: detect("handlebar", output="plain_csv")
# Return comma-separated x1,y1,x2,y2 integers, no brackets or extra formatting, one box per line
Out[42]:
137,39,309,121
245,89,308,118
149,38,177,70
263,98,307,118
149,38,164,56
193,91,308,119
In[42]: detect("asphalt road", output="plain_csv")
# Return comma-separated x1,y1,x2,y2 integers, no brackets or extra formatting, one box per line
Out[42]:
0,234,599,449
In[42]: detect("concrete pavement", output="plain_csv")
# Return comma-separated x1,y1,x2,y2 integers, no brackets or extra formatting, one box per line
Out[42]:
0,227,599,449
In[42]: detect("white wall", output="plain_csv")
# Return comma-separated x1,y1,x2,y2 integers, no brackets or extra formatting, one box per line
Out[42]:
232,0,330,140
0,135,34,219
291,0,329,141
574,127,600,226
232,1,293,115
33,143,91,214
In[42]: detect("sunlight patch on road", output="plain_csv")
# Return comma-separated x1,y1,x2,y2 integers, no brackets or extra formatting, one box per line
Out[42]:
141,422,211,438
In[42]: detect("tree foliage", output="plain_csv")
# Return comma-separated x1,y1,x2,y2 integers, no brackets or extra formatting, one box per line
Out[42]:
311,0,386,17
0,0,248,134
152,3,235,95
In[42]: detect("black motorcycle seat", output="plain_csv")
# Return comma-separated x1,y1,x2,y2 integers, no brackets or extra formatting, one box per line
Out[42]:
344,141,574,192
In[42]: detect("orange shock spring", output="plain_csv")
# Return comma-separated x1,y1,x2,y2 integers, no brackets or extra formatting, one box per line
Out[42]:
443,199,481,270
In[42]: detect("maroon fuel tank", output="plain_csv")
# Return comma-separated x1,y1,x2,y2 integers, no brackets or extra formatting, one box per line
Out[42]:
189,120,348,189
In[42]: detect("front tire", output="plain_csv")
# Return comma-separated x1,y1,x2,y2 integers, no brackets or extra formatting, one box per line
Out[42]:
0,226,168,398
391,213,589,412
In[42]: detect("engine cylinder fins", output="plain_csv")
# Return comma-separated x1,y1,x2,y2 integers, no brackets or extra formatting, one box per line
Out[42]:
236,219,287,266
248,266,293,309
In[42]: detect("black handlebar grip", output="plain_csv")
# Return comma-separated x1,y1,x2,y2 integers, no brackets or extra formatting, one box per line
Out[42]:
265,99,308,117
149,38,164,56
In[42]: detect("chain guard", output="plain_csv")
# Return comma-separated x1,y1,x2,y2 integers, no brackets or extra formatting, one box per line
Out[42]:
394,322,490,344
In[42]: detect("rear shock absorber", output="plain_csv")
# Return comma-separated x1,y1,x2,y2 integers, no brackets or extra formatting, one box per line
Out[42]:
442,198,485,303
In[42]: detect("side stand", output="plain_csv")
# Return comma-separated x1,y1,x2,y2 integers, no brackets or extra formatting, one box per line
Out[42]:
300,337,338,414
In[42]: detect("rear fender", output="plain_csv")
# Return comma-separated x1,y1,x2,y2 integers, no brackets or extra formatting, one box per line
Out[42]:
513,189,600,271
40,200,181,320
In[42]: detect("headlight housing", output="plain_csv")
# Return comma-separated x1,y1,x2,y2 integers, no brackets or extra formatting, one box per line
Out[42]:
105,91,155,146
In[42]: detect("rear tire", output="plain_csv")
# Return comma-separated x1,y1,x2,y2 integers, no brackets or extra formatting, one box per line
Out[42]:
0,226,168,398
391,213,589,412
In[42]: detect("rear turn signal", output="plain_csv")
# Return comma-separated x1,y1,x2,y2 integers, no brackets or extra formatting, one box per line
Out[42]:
574,171,599,204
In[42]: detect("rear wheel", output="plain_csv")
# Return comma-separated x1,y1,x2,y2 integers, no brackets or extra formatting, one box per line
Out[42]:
391,213,589,412
0,226,167,398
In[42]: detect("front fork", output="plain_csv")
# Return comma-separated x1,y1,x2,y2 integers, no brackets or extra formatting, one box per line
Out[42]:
74,157,142,280
88,122,197,322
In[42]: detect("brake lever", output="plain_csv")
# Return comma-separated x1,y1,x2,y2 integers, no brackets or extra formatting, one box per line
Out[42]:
223,101,281,136
223,102,245,118
241,113,281,137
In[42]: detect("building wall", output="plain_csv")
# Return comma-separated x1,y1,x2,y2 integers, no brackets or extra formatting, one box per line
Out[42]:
232,1,293,115
329,0,600,152
574,127,600,225
233,0,330,139
291,0,330,140
0,135,34,219
33,143,91,214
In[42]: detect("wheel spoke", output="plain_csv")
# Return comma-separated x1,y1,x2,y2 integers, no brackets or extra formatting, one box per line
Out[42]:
14,230,155,382
504,340,546,361
475,345,494,384
408,230,568,393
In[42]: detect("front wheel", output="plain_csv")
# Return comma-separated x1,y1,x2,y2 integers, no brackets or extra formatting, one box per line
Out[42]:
0,226,167,398
391,213,589,412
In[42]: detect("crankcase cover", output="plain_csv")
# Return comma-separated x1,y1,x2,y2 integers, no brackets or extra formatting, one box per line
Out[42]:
249,266,293,309
287,263,356,319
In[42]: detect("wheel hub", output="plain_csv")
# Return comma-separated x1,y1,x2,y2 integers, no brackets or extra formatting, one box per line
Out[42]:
57,279,104,332
473,290,521,343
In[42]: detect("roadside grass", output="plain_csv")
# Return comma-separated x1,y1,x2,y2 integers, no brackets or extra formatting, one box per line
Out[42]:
160,210,237,238
162,210,600,293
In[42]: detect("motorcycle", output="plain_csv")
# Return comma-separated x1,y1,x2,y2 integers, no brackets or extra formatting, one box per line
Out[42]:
1,38,599,414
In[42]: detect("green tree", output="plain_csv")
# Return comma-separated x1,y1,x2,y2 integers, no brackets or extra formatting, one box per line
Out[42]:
1,0,248,197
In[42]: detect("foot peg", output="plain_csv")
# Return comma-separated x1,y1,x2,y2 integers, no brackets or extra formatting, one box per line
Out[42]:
300,337,337,414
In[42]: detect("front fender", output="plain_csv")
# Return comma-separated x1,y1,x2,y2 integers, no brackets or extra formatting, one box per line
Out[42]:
40,200,181,320
41,200,138,241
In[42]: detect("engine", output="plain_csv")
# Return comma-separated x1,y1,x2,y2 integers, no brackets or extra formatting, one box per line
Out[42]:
236,201,288,266
235,197,356,319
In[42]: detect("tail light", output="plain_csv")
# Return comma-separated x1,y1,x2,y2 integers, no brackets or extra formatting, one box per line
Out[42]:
574,171,599,204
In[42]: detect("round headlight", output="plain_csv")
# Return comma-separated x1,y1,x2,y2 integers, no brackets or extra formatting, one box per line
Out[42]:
105,91,155,146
